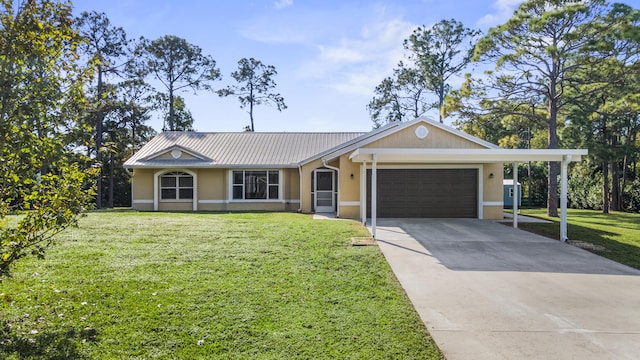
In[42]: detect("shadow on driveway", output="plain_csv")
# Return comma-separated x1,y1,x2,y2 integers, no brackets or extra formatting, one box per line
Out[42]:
374,218,640,275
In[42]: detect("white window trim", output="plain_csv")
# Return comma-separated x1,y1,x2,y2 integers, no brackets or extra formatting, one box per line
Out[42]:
159,171,194,201
153,169,198,211
228,169,283,202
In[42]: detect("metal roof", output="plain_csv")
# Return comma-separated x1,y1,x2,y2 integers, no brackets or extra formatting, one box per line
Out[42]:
124,131,365,168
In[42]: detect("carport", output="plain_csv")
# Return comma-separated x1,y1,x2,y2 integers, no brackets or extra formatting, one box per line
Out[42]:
350,148,588,240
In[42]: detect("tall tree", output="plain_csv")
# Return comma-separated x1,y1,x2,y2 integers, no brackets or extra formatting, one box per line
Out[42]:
76,11,129,209
217,57,286,132
103,79,156,207
405,19,481,123
367,63,430,128
368,20,479,127
157,94,194,131
467,0,635,217
137,35,220,131
0,0,96,277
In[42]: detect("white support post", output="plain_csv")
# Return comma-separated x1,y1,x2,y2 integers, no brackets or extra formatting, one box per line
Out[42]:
360,162,366,225
513,162,518,228
560,156,571,242
371,155,377,238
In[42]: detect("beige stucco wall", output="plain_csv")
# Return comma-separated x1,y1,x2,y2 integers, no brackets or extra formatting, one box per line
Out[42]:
198,168,226,200
132,167,300,212
283,168,300,203
300,159,323,213
132,168,154,210
364,122,486,149
482,162,504,220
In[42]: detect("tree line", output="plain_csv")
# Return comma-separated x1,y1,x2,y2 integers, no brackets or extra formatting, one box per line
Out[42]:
0,0,286,276
368,0,640,215
74,7,286,209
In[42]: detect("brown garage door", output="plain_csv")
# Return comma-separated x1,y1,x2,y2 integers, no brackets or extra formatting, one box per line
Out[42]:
367,169,478,218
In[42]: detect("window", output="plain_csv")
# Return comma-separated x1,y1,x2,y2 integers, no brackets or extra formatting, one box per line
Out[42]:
160,172,193,200
232,170,279,200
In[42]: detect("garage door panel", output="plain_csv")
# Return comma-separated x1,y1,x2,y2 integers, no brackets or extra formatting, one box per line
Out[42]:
367,169,478,218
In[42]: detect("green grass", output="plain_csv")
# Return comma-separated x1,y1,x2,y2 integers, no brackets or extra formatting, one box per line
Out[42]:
517,209,640,269
0,212,443,359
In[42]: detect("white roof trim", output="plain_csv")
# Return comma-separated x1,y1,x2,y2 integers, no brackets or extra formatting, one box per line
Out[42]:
349,148,588,163
299,120,404,165
141,144,212,162
416,116,500,149
308,116,498,165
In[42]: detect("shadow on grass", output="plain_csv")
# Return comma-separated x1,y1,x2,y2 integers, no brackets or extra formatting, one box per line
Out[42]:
519,218,640,270
0,325,95,359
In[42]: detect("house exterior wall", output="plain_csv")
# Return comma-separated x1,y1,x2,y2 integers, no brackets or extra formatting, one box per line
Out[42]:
333,123,502,220
132,168,154,210
364,122,486,149
129,120,507,217
337,154,362,219
300,159,324,213
483,162,504,220
198,169,226,200
132,167,301,212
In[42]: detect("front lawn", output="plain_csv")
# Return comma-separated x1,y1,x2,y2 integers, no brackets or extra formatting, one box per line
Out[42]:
517,209,640,269
0,212,443,359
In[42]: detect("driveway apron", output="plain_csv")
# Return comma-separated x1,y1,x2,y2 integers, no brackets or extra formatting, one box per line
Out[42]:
371,218,640,360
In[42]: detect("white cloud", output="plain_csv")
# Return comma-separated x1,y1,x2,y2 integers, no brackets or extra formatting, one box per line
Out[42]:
274,0,293,10
299,18,416,96
477,0,524,28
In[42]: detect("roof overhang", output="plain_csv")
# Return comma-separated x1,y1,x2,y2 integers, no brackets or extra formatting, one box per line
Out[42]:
348,148,588,163
124,162,300,169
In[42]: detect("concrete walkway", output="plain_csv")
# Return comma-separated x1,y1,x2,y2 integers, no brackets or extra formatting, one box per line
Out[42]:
371,218,640,360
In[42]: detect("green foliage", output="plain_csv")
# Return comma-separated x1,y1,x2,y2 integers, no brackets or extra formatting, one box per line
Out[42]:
369,19,479,127
1,212,443,359
137,35,221,131
218,57,286,132
367,64,429,128
455,0,640,217
567,163,603,210
0,0,97,278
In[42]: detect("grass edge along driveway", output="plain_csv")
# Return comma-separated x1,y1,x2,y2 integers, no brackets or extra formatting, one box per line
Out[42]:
517,208,640,270
0,211,444,359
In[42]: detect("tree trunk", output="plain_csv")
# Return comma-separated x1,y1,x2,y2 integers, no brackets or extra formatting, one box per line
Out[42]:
547,102,559,217
249,85,255,131
611,162,620,212
95,65,104,209
528,161,532,207
168,87,175,131
438,82,445,123
108,151,114,208
603,160,610,214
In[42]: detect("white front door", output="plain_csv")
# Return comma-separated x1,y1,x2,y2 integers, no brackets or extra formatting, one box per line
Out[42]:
315,170,334,213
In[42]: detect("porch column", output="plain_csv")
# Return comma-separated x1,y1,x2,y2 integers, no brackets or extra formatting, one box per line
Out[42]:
360,162,366,225
560,156,571,242
371,154,377,238
513,162,518,228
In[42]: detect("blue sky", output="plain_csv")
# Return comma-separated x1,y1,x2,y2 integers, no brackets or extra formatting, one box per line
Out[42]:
70,0,536,132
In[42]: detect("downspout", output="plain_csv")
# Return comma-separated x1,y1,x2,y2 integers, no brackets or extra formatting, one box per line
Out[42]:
298,165,303,212
322,158,340,218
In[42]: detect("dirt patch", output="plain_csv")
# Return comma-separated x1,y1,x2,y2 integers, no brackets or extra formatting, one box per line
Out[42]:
567,240,607,252
351,237,377,246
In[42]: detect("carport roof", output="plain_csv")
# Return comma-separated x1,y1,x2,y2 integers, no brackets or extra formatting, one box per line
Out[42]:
349,148,588,163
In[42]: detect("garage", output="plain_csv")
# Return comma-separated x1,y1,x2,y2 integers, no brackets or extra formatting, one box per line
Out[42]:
367,169,478,218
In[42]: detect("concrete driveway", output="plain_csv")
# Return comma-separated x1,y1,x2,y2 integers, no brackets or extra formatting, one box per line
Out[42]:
372,218,640,360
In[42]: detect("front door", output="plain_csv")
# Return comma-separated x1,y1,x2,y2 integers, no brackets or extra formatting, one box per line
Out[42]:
314,170,334,213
